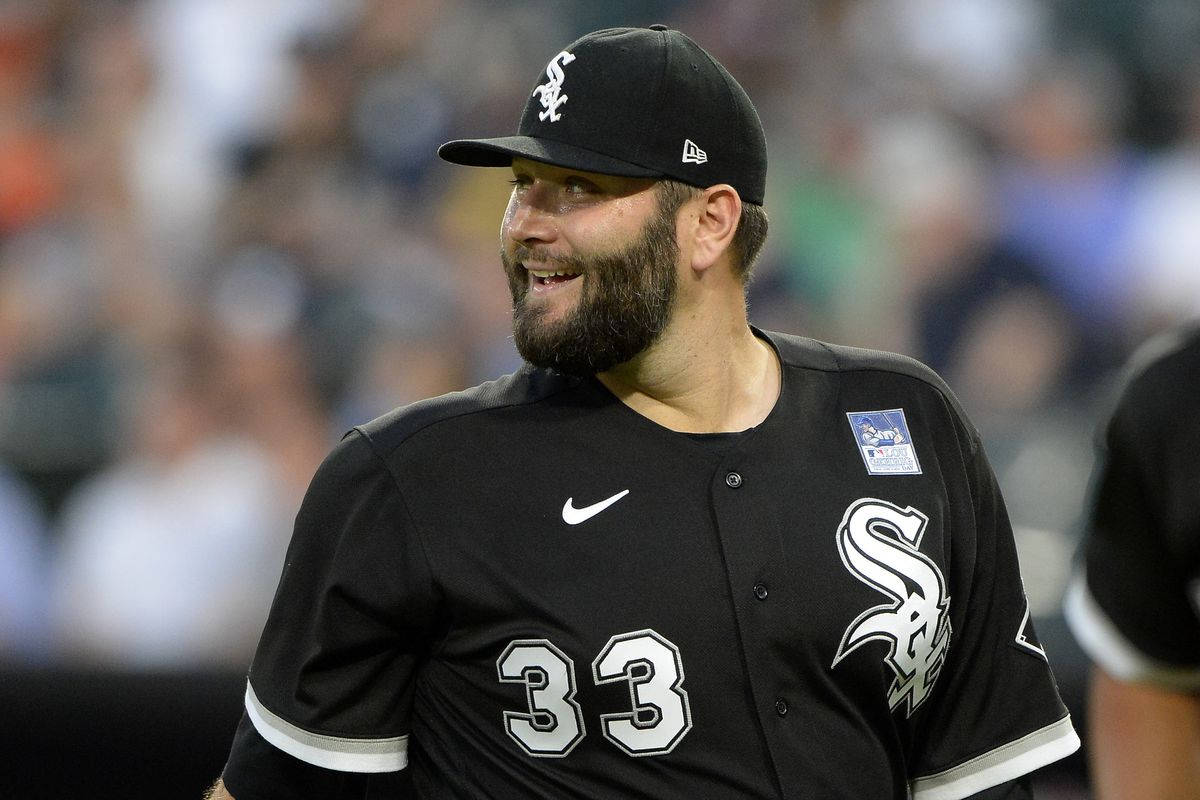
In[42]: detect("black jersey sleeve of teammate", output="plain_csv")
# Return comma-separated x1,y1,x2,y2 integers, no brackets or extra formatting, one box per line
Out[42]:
1064,331,1200,688
222,429,439,795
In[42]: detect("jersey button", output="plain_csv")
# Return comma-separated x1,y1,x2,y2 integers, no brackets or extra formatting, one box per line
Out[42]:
753,583,768,601
774,698,789,717
725,471,743,488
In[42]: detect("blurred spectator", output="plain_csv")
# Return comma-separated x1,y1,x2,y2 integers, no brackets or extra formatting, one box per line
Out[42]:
771,112,885,346
0,4,171,514
131,0,358,275
990,50,1143,378
846,0,1050,118
48,323,315,668
0,3,62,236
870,114,1082,415
1123,72,1200,328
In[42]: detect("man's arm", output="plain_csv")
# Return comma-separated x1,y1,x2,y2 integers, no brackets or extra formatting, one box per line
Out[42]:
218,431,432,798
204,779,233,800
1088,667,1200,800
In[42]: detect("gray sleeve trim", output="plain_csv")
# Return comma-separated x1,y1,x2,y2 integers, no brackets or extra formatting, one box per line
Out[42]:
244,682,409,773
910,715,1079,800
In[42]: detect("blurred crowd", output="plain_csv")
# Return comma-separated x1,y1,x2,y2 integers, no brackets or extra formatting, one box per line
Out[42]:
2,0,1199,670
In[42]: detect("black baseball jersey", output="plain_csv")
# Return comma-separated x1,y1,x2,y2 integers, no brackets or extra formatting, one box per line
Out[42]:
223,329,1077,799
1064,328,1200,689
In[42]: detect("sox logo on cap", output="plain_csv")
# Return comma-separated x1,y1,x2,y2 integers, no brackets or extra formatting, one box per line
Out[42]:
533,51,576,122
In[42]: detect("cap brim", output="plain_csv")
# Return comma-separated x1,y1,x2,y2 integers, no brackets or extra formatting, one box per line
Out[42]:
437,136,661,179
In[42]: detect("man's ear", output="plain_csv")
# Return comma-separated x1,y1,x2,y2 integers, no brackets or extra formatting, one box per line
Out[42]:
688,185,741,273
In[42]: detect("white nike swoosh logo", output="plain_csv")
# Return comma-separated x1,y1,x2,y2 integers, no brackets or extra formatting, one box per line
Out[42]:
561,489,630,525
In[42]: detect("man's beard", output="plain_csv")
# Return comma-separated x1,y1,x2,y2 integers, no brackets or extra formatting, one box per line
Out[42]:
501,202,679,376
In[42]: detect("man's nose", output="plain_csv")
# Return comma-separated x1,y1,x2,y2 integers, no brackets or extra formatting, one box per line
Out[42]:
503,186,559,245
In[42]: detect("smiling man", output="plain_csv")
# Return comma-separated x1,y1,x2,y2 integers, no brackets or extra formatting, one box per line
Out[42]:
501,161,681,378
211,26,1077,800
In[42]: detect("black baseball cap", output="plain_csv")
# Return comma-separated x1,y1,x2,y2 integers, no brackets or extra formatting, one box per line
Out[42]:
437,25,767,205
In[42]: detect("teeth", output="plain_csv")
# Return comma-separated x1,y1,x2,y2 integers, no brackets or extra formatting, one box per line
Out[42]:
527,269,579,278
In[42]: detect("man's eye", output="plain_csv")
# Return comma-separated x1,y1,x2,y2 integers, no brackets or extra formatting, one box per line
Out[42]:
564,178,594,195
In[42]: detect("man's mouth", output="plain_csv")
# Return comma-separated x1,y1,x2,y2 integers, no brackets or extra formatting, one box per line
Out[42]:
525,266,581,291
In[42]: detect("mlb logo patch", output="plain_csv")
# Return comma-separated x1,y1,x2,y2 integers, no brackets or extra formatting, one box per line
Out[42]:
846,408,921,475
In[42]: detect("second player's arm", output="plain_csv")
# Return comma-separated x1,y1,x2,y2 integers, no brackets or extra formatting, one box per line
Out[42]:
1087,667,1200,800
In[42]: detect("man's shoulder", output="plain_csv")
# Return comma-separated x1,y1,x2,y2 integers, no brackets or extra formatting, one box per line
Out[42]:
762,328,955,396
1107,326,1200,439
1120,327,1200,406
761,328,979,449
353,365,575,455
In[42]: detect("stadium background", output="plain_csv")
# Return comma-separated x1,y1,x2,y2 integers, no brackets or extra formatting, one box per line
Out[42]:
2,0,1199,797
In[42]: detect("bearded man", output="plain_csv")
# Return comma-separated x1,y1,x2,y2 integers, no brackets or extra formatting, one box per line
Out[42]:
210,26,1077,800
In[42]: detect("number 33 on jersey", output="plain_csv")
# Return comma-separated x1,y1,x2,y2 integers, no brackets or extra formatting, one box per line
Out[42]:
498,629,692,758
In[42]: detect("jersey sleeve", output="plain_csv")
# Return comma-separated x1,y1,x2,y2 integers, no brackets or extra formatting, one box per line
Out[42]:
908,429,1078,800
1063,385,1200,688
223,711,415,799
223,429,439,792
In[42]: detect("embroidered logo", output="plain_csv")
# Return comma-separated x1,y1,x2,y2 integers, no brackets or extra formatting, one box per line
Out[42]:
832,498,951,717
533,51,577,122
846,409,921,475
682,139,707,164
562,489,630,525
1014,598,1047,660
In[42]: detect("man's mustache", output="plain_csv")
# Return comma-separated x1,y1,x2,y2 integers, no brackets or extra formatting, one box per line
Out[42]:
506,245,587,272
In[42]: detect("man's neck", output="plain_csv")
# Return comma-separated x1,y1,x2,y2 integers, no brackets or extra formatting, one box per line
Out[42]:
596,310,781,434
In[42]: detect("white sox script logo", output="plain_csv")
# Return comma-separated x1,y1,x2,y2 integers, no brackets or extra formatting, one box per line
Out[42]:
832,498,951,717
533,51,576,122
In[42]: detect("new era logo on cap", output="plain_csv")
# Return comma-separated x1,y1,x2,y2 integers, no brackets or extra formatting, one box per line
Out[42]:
682,139,707,164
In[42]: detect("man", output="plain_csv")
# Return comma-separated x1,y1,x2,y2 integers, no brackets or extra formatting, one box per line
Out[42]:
1064,329,1200,799
212,26,1078,799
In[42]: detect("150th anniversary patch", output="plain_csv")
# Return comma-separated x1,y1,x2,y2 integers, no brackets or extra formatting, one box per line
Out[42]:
846,408,921,475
